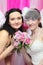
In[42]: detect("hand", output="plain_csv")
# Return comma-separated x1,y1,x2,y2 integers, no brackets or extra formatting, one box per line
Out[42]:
20,47,33,65
20,47,26,54
11,37,20,49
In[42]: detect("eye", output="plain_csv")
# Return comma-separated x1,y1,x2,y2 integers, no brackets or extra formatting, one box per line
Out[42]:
10,17,22,20
25,21,29,24
11,18,15,20
17,17,22,20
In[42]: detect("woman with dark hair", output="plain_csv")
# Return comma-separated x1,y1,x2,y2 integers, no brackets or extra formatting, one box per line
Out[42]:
0,8,24,65
0,8,32,65
21,8,43,65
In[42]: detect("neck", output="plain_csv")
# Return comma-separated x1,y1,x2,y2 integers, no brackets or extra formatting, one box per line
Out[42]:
31,26,39,35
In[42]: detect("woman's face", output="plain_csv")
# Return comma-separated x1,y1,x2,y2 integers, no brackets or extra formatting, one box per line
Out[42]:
9,11,22,29
25,19,40,31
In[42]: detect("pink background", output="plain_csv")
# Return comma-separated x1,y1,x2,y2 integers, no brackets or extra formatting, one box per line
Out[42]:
0,0,43,65
7,0,30,10
0,0,43,14
7,0,43,10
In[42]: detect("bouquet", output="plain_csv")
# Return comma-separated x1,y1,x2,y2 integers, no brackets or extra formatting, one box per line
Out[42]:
13,30,30,52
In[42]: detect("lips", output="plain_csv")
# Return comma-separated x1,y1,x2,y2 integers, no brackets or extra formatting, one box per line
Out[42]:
12,23,20,26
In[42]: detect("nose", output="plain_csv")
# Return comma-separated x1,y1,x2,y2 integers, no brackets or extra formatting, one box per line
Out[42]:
26,21,32,25
28,20,33,25
15,19,18,23
29,22,32,25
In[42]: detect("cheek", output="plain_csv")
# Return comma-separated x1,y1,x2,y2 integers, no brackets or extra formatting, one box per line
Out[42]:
31,21,37,26
9,20,15,25
19,20,22,25
34,22,38,26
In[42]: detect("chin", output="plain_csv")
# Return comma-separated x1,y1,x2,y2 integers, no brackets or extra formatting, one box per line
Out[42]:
30,28,34,31
30,26,35,30
13,26,21,29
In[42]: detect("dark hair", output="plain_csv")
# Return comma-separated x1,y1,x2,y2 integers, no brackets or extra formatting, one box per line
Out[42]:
1,8,23,35
24,8,42,27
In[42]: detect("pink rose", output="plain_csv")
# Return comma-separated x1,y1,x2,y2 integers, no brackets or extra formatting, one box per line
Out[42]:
25,38,30,44
13,41,20,47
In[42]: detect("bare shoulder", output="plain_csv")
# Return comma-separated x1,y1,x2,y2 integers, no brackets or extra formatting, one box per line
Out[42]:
38,27,43,33
40,28,43,33
0,30,9,41
0,30,9,36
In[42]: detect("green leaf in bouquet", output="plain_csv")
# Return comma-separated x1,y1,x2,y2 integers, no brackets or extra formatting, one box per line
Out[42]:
18,43,22,49
24,44,30,48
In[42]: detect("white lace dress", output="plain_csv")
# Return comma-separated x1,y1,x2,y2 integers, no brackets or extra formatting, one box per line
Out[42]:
26,40,43,65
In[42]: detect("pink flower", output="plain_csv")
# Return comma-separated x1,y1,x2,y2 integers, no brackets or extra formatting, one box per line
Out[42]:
13,31,22,40
15,30,22,35
13,41,20,47
22,23,29,30
13,30,30,48
25,38,30,44
20,35,25,41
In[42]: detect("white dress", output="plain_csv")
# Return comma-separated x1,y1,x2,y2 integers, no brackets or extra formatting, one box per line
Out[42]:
26,40,43,65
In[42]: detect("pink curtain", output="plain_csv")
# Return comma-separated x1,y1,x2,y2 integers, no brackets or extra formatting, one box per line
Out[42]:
30,0,43,10
7,0,43,11
7,0,30,10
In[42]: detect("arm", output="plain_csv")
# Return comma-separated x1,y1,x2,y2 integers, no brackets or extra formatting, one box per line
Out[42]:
20,47,33,65
0,44,14,61
0,30,9,54
0,30,15,61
